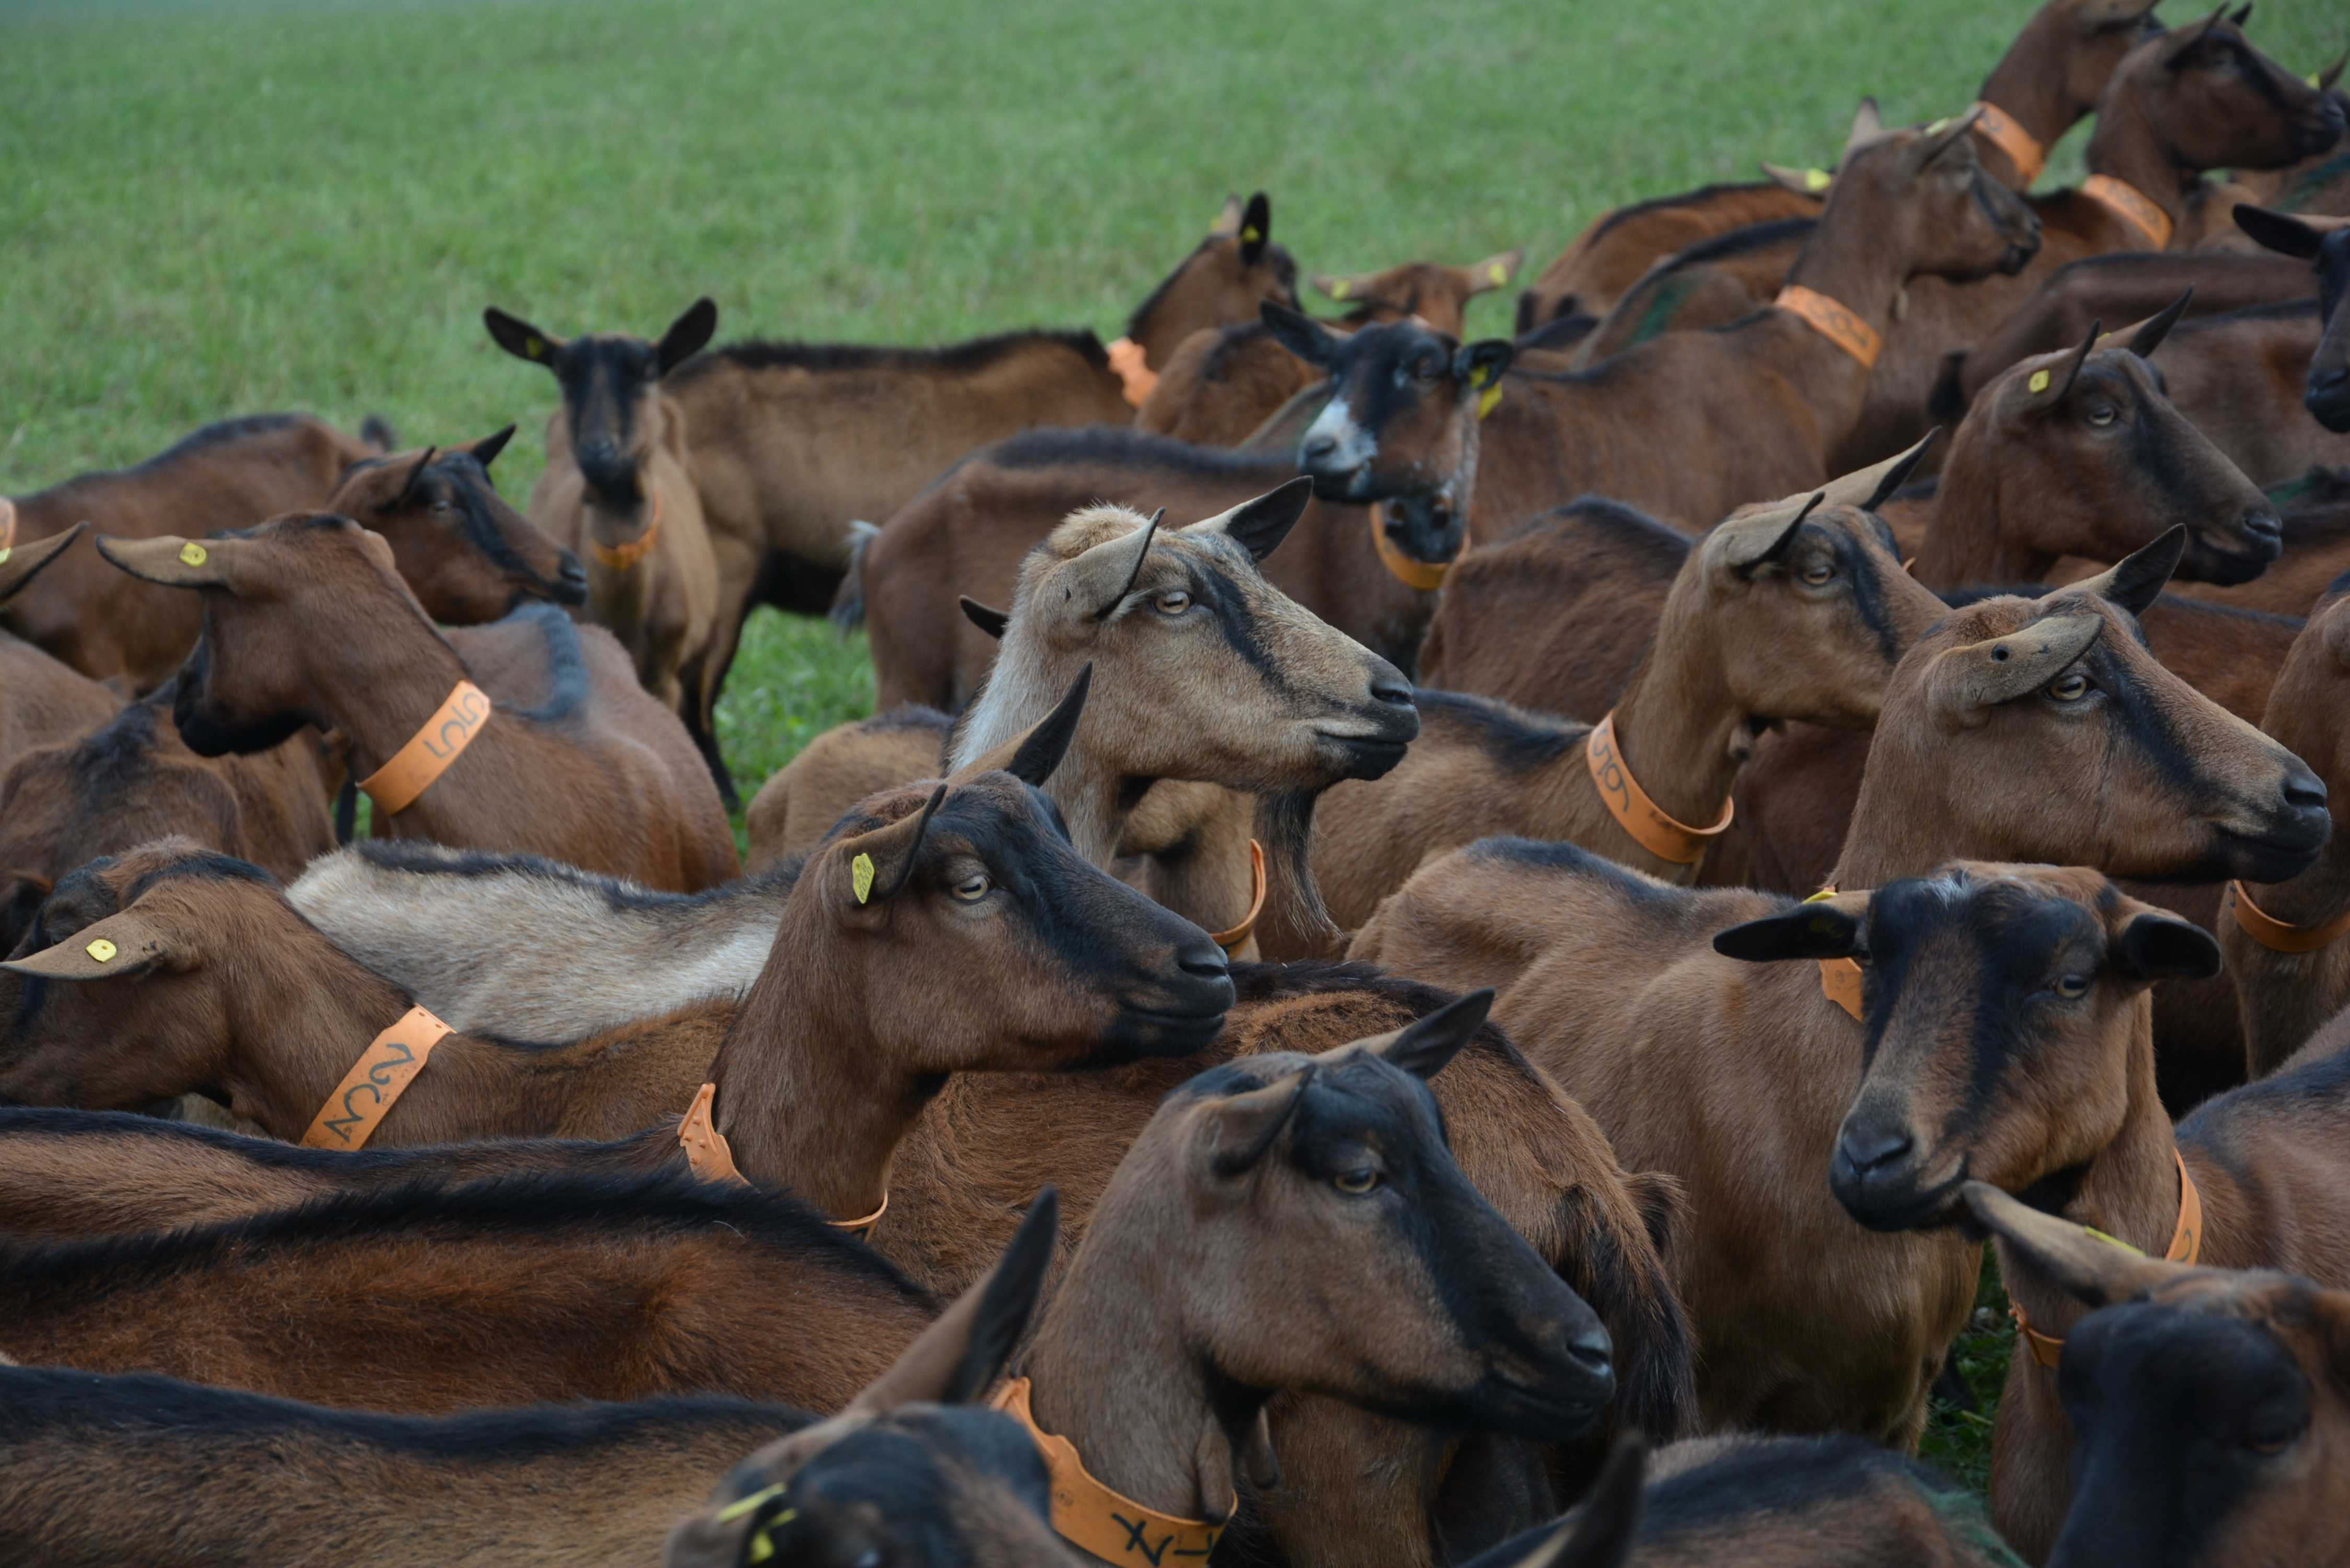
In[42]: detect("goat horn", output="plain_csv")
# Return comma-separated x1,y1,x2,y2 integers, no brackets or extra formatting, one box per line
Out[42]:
2051,322,2101,405
1002,665,1091,789
2127,290,2194,361
1842,428,1943,513
396,446,439,507
1918,105,1986,165
957,596,1010,639
849,1187,1060,1416
1092,510,1163,620
1207,1067,1314,1179
0,520,88,611
470,424,516,471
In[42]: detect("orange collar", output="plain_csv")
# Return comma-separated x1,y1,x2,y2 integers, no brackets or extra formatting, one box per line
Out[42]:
1105,337,1159,408
1208,839,1267,957
1969,101,2046,185
586,491,662,572
991,1377,1230,1567
2011,1151,2204,1368
356,679,491,816
676,1082,889,1237
1585,711,1734,866
2080,175,2174,250
1805,887,1866,1020
299,1005,452,1149
1368,502,1458,591
2226,880,2350,954
1775,284,1882,370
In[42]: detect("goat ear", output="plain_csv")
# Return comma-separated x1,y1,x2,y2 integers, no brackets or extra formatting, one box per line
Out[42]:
832,785,947,910
2173,7,2229,62
1712,896,1867,963
1,909,182,983
1003,665,1090,788
1068,510,1161,621
1462,248,1525,296
655,297,719,376
2318,49,2346,91
0,521,88,610
2126,290,2194,360
1360,988,1492,1081
2233,204,2326,261
483,307,561,366
2226,2,2251,25
1959,1181,2179,1305
1205,1067,1314,1179
1262,302,1343,371
958,596,1010,640
1209,191,1246,239
1761,160,1837,196
1191,476,1313,562
93,533,249,592
1237,192,1272,264
1831,428,1941,513
1454,338,1516,396
2113,907,2223,982
1928,613,2104,723
1465,1435,1647,1568
1721,493,1822,577
1916,106,1986,166
2075,526,2186,616
1848,96,1884,148
850,1187,1058,1415
2023,325,2100,410
465,424,517,472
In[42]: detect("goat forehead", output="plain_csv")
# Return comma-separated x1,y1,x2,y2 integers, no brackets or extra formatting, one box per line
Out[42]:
2071,1304,2309,1417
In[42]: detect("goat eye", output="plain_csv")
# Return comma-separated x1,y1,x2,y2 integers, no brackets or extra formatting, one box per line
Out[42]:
1800,562,1835,585
1154,590,1191,615
1333,1169,1380,1194
2055,974,2091,999
2086,403,2119,428
951,874,990,903
2048,672,2092,702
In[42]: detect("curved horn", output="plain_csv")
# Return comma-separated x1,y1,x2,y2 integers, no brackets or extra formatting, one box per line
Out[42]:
1092,509,1163,621
2127,290,2194,360
395,446,439,507
2049,322,2101,405
1003,664,1091,788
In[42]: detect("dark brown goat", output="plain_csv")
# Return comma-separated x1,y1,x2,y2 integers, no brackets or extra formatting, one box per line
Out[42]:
2234,205,2350,432
97,513,736,891
1352,543,2327,1443
325,429,588,621
1716,864,2350,1562
0,412,389,688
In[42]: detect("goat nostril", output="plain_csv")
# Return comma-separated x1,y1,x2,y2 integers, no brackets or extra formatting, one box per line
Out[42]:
1177,941,1231,982
1565,1323,1614,1371
2286,774,2329,812
1302,436,1336,461
1370,675,1413,708
2241,509,2283,540
1840,1128,1914,1176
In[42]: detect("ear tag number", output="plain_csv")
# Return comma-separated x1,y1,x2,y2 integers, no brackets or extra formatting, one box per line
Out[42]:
2028,370,2051,393
86,938,118,963
852,853,876,904
1804,168,1831,191
179,543,208,567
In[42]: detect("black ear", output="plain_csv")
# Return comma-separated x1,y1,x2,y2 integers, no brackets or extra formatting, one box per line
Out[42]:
1238,192,1272,264
1712,901,1864,962
1005,665,1090,788
1220,477,1315,562
944,1188,1059,1404
2091,525,2187,616
1382,989,1492,1081
484,307,559,366
2232,204,2325,261
1262,302,1341,370
470,424,516,471
1454,338,1517,394
958,597,1009,639
2226,2,2251,23
2114,911,2222,982
2127,290,2194,360
656,298,719,375
1860,429,1941,512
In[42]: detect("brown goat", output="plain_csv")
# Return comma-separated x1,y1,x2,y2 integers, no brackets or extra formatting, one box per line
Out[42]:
1278,114,2040,540
0,526,123,763
1303,449,1947,935
1717,864,2350,1562
0,412,389,688
1351,543,2326,1443
1965,1185,2350,1568
96,512,736,891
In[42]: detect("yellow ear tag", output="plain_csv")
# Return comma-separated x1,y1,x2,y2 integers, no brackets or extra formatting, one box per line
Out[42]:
1328,279,1350,298
2312,72,2325,88
525,335,547,360
1804,168,1832,191
178,542,208,567
1477,384,1504,420
716,1486,788,1525
1802,889,1837,903
2083,1226,2147,1256
86,938,117,963
1926,117,1952,135
851,853,876,904
1487,262,1508,284
2028,370,2052,394
1240,226,1262,243
0,547,11,566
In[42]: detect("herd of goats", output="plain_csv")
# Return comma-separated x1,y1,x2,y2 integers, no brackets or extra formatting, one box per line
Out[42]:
7,0,2350,1564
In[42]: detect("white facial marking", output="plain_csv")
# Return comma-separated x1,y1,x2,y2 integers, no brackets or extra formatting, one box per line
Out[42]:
1302,396,1376,471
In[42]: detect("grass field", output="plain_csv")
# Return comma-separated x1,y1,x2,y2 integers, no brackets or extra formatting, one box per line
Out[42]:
3,0,2341,1504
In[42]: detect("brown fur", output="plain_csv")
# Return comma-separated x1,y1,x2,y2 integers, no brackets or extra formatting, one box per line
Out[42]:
327,430,586,623
98,512,737,891
2141,301,2350,493
0,528,124,765
1350,562,2325,1442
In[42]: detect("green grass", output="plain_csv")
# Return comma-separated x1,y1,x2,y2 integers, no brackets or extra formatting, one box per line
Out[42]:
1,0,2340,1502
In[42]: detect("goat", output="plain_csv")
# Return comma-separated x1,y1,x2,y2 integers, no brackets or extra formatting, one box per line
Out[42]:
0,411,390,688
1717,864,2350,1561
1456,1434,2021,1568
1350,537,2327,1444
96,512,737,891
1513,0,2162,329
2234,205,2350,433
0,525,122,764
1302,446,1948,935
1965,1185,2350,1568
1273,113,2041,543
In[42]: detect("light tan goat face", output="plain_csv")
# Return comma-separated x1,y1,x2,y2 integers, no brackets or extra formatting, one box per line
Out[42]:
992,489,1419,790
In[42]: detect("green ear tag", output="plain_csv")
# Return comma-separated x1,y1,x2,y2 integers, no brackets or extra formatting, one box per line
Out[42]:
1804,168,1831,191
852,854,876,904
2028,370,2052,393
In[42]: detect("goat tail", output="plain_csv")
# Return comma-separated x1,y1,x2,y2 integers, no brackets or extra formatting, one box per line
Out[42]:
358,414,399,453
829,519,880,637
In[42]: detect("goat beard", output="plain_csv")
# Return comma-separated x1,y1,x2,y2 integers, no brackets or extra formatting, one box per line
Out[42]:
1253,789,1343,959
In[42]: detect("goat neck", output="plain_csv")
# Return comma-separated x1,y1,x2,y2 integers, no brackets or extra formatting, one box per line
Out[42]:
2080,74,2194,240
209,935,431,1138
1771,192,1931,449
1915,414,2046,585
1594,590,1757,834
317,614,478,785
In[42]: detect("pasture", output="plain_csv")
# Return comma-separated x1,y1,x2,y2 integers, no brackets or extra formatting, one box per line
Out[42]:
2,0,2347,1555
